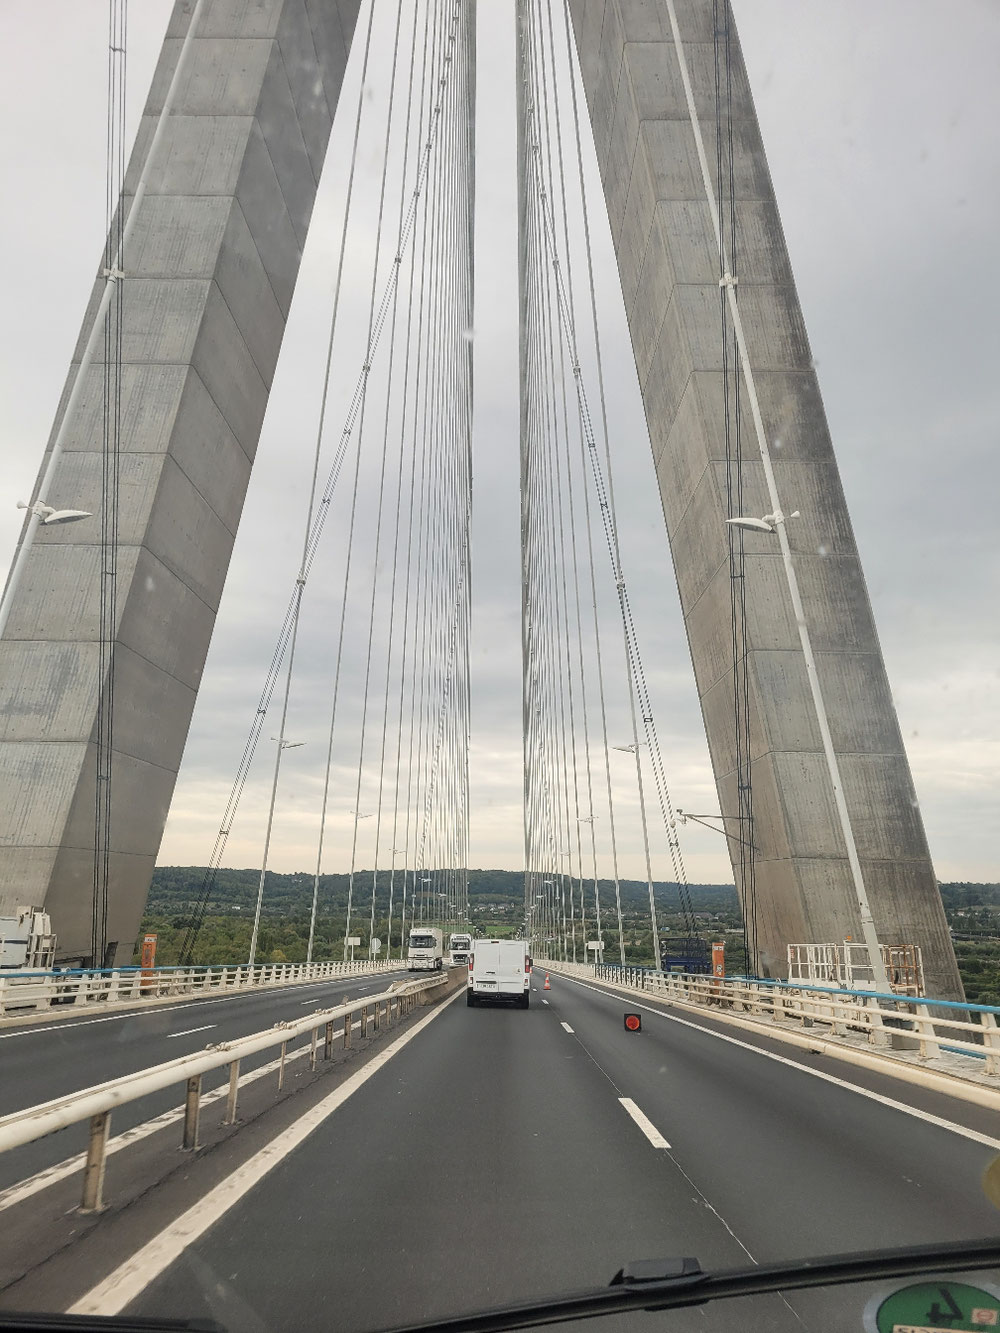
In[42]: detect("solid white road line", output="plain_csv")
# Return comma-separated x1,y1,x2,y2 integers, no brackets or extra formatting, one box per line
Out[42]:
560,1022,574,1033
69,987,465,1317
165,1025,215,1039
564,976,1000,1152
619,1097,671,1149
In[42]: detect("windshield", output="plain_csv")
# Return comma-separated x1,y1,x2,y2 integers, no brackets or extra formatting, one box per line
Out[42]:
0,3,996,1333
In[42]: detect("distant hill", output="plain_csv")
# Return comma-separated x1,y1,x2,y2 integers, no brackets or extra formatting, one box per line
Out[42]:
148,865,741,918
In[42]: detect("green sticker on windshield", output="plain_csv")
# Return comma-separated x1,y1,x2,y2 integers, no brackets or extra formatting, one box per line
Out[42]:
866,1280,1000,1331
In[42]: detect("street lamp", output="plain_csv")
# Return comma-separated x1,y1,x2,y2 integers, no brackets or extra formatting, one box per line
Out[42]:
16,500,92,526
722,506,891,993
247,736,305,967
0,0,210,642
0,501,93,638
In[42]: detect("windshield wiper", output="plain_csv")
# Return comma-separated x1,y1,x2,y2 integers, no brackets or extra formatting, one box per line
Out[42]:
379,1236,1000,1332
0,1239,997,1332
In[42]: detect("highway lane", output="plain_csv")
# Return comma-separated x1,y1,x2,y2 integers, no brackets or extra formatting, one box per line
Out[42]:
0,968,408,1191
542,974,1000,1256
115,971,1000,1331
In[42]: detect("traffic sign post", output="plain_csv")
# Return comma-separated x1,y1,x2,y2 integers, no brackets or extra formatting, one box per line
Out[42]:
346,936,361,964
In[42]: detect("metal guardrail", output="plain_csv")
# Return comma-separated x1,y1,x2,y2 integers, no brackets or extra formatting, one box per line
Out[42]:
540,960,1000,1078
0,972,447,1212
0,957,398,1018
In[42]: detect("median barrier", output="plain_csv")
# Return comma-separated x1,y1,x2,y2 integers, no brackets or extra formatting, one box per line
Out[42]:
416,966,467,1006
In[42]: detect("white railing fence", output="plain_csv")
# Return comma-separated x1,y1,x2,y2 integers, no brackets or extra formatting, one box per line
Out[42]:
537,960,1000,1079
0,972,449,1212
0,957,399,1018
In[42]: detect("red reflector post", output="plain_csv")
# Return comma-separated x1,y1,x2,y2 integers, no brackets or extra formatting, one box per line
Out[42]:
624,1013,642,1033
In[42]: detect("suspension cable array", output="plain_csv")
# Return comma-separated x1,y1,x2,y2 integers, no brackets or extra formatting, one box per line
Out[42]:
516,0,698,966
180,0,474,967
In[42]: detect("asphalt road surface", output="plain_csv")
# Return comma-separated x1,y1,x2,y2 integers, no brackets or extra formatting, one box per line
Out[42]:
114,972,1000,1332
0,969,408,1189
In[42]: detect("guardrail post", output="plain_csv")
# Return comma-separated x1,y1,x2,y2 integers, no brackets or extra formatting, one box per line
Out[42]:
222,1059,240,1124
343,1009,352,1049
982,1013,1000,1076
360,1005,368,1039
325,1019,336,1059
374,1001,381,1032
182,1075,202,1150
866,996,889,1047
915,1004,940,1061
278,1040,287,1090
310,1027,318,1071
80,1110,112,1212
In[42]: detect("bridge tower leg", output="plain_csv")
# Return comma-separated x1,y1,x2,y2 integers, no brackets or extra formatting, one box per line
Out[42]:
565,1,962,999
0,0,363,963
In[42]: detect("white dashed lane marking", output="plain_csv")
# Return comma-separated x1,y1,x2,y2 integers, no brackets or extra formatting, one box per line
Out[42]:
619,1097,671,1149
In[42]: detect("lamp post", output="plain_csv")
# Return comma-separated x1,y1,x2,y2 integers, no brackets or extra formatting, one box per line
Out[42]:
725,511,891,994
0,0,208,641
247,738,304,967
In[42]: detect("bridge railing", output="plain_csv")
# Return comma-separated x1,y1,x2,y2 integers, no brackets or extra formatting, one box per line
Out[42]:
0,957,400,1018
0,971,448,1213
540,959,1000,1078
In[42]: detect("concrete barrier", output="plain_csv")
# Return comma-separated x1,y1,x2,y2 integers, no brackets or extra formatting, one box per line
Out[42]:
417,966,467,1006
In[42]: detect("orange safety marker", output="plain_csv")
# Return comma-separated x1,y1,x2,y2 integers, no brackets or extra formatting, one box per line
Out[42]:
543,973,551,990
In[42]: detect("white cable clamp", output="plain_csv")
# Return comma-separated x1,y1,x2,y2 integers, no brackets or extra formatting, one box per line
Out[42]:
103,266,125,284
719,272,737,289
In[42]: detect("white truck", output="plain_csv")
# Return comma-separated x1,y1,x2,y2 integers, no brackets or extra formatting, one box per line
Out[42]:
407,927,444,971
448,932,473,966
0,907,57,971
467,938,532,1008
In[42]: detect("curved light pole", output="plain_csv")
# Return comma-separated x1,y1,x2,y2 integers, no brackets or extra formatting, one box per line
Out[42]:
0,0,208,639
247,738,304,967
725,511,891,992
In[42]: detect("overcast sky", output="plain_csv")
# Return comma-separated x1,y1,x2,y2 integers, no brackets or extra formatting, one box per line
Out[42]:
0,1,997,885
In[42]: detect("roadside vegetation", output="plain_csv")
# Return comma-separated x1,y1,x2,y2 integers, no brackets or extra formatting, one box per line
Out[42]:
133,869,1000,1002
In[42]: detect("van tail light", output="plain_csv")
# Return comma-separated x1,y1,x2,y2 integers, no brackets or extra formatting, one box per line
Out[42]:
468,955,474,971
526,957,532,973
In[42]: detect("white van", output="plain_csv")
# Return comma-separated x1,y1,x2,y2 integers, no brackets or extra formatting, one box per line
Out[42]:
467,939,531,1007
407,927,444,971
448,932,473,966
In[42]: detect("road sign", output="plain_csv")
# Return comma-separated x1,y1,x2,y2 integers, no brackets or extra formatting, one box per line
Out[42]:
712,942,725,977
346,937,361,947
586,940,602,952
624,1013,642,1033
371,937,382,954
140,933,157,992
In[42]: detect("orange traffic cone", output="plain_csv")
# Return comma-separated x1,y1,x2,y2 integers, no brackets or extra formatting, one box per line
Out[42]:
543,973,551,990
